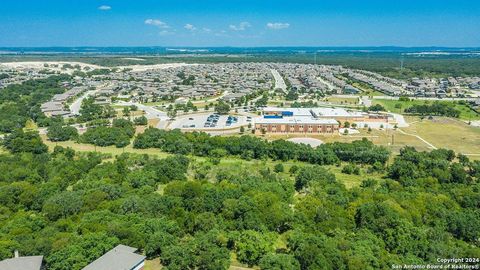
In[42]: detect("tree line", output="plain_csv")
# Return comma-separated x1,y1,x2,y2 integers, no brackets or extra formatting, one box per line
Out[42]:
405,102,460,118
133,128,390,165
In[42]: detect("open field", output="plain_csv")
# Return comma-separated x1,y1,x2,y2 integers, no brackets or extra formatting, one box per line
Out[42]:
263,128,431,154
401,116,480,155
324,96,359,106
350,82,385,96
324,164,385,188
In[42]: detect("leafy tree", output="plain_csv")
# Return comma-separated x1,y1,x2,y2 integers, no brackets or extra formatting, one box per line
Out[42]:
79,97,104,121
3,130,48,154
122,107,131,117
285,90,299,101
133,116,148,126
46,233,118,270
259,253,301,270
287,231,345,270
368,104,386,112
42,191,83,220
147,155,190,183
215,101,230,115
274,163,284,173
235,230,275,266
167,109,177,119
47,124,78,142
295,166,336,191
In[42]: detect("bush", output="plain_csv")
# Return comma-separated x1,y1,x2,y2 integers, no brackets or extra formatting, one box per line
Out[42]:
133,116,148,126
47,124,78,142
274,163,284,173
342,164,360,175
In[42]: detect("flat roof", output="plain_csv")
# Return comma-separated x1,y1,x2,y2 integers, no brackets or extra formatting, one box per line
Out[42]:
262,107,312,116
311,107,364,117
263,107,364,118
255,116,338,125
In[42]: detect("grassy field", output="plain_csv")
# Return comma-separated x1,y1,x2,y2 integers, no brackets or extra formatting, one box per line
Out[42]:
264,129,431,154
324,96,359,106
144,258,162,270
401,116,480,155
350,82,385,96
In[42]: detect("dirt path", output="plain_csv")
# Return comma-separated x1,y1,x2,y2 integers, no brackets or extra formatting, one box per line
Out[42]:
397,128,438,150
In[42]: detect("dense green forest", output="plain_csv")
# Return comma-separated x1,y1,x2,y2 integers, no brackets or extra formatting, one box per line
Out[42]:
0,129,479,269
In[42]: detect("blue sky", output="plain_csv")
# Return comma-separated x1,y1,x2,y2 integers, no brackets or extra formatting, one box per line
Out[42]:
0,0,479,47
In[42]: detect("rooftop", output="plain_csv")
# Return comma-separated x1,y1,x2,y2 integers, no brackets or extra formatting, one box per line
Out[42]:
81,245,145,270
0,256,43,270
263,107,364,118
256,116,338,125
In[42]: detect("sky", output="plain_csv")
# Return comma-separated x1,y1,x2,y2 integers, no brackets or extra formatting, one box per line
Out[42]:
0,0,479,47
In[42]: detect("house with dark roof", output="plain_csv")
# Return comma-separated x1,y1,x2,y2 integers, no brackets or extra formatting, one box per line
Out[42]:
82,244,146,270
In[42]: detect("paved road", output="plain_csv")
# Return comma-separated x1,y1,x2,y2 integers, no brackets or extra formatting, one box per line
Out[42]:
70,90,96,115
192,91,229,104
287,137,324,147
270,69,287,92
360,96,372,107
116,101,168,120
390,113,408,127
69,83,110,115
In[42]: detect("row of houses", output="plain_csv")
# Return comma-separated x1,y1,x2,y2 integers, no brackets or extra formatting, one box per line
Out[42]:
40,86,86,117
0,67,50,89
101,63,274,103
346,70,408,96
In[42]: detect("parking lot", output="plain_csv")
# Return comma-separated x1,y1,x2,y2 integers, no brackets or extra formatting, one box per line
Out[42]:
169,112,250,130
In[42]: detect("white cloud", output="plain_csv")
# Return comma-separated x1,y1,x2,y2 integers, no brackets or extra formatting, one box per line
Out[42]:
159,30,174,36
202,28,212,33
266,22,290,30
184,24,197,31
229,22,251,31
144,19,169,29
98,5,111,11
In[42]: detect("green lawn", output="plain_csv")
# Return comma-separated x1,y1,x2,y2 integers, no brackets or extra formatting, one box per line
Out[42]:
144,258,162,270
324,96,359,106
